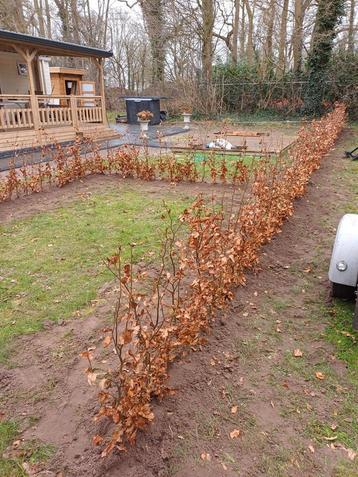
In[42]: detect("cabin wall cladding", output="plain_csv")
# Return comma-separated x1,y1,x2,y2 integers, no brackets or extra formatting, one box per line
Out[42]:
0,52,30,94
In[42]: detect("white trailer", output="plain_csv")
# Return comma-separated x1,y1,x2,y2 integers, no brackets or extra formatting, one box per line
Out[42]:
329,214,358,329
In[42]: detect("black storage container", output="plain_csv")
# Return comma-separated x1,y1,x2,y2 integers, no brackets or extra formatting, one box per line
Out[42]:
125,97,162,125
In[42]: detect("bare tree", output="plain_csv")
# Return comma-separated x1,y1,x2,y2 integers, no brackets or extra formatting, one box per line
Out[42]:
347,0,356,53
278,0,289,76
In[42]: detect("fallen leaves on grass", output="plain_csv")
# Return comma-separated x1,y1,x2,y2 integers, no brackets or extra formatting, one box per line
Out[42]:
347,448,357,461
293,349,303,357
231,405,238,414
315,372,325,380
330,443,357,461
86,371,98,386
308,445,315,453
338,330,356,342
102,335,112,347
230,429,241,439
201,452,211,461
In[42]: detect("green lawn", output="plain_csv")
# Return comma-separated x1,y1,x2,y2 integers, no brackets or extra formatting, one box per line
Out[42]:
0,187,190,363
155,152,275,182
320,124,358,464
0,420,55,476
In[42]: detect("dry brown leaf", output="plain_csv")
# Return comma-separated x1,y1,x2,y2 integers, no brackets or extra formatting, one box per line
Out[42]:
347,448,357,461
231,405,238,414
230,429,241,439
12,440,21,449
293,349,303,357
121,329,133,345
93,435,104,446
86,371,98,386
308,445,315,453
315,371,325,380
200,452,211,461
102,335,112,348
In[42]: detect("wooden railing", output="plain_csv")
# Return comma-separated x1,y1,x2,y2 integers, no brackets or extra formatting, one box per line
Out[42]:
77,96,103,124
37,96,73,127
0,94,104,131
0,95,33,130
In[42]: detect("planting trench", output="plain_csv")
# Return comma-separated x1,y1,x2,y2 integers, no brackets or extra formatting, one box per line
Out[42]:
0,126,357,476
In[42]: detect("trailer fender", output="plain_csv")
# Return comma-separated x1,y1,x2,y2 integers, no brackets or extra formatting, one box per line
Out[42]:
328,214,358,287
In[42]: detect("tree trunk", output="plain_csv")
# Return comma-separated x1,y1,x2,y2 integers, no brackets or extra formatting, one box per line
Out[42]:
54,0,71,42
263,0,276,76
201,0,215,84
44,0,52,38
347,0,355,53
33,0,46,36
239,1,245,58
303,0,345,115
292,0,304,74
243,0,255,65
232,0,240,65
278,0,289,77
70,0,80,44
139,0,166,85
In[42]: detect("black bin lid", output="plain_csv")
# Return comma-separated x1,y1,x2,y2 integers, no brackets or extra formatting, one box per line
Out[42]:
123,96,167,101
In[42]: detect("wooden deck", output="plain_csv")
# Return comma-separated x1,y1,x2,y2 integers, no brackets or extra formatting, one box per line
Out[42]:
0,125,118,154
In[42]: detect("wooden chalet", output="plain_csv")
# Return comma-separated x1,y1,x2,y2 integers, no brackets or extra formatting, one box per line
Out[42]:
0,29,117,154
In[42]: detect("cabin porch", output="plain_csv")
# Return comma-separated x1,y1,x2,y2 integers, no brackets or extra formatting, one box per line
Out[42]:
0,29,118,154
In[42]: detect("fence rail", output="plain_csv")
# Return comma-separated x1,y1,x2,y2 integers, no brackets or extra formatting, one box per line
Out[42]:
0,94,104,131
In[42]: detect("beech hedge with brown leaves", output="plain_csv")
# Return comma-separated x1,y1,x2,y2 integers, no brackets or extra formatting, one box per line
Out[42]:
0,141,251,202
81,104,346,456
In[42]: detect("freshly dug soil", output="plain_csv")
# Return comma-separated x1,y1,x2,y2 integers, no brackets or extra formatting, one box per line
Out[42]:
1,128,356,477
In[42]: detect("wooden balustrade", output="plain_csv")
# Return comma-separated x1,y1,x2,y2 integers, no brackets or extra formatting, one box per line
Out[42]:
76,96,103,124
0,94,104,131
0,95,33,130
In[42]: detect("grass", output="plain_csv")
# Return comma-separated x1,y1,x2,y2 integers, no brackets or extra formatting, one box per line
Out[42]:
106,110,126,124
0,187,190,362
0,420,55,476
326,301,357,378
158,151,279,183
218,109,304,124
306,418,357,450
305,125,358,457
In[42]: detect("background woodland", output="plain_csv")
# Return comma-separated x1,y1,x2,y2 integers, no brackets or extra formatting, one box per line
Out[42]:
0,0,357,116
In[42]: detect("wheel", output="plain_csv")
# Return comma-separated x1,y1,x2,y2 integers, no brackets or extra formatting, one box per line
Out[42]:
353,291,358,331
331,282,356,300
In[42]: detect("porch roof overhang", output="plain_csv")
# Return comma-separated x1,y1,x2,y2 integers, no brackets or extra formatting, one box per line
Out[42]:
0,29,113,58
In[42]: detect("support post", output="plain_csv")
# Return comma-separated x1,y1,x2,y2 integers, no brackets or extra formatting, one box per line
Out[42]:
70,95,79,130
94,57,108,126
14,46,40,130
